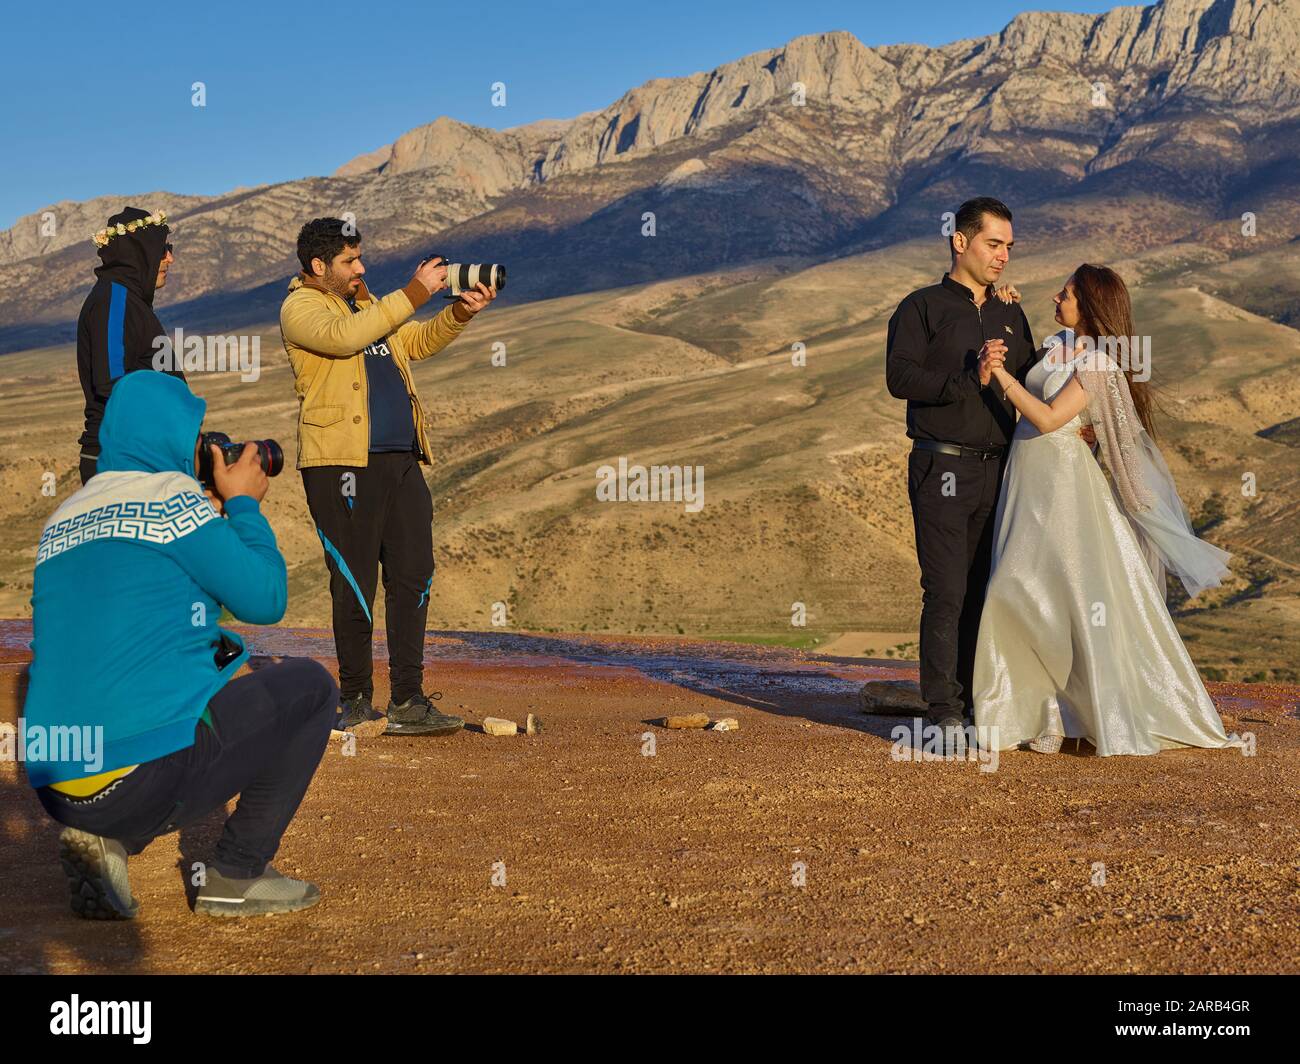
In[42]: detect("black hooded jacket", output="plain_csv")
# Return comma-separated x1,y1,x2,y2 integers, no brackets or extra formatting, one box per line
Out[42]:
75,207,185,455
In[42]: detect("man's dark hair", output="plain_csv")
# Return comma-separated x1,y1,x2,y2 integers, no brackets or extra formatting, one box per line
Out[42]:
296,218,361,273
950,197,1012,256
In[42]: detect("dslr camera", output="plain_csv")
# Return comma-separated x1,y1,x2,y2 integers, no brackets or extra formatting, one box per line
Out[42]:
198,431,284,490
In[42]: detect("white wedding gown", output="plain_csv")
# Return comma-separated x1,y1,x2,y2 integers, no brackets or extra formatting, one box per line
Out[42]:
972,349,1237,756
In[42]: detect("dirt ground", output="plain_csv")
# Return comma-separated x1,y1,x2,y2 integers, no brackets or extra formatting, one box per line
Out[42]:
1,620,1297,975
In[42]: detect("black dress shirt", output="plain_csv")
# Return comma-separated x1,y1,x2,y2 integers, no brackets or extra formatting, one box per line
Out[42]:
885,273,1041,450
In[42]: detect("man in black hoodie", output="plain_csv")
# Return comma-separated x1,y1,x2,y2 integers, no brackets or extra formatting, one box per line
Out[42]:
76,206,183,484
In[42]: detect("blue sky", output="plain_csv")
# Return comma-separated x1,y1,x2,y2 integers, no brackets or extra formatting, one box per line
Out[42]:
3,0,1130,228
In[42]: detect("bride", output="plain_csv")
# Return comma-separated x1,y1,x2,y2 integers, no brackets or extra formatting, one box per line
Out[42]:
973,264,1237,756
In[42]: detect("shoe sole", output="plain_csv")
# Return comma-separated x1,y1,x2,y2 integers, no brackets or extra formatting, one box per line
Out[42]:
384,718,464,737
195,891,321,918
59,828,138,920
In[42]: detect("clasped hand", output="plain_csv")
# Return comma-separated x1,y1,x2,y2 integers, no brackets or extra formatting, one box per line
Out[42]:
978,339,1008,386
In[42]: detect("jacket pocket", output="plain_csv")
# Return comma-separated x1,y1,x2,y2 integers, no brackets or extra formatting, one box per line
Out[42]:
302,404,343,428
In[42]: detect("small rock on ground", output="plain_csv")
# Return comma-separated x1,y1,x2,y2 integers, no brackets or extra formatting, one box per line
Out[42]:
661,713,710,729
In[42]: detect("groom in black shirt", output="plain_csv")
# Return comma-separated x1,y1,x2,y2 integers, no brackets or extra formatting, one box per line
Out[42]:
886,198,1042,732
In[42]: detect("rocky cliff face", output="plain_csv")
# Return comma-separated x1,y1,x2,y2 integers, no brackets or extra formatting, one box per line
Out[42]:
336,0,1298,183
2,0,1298,349
0,192,212,268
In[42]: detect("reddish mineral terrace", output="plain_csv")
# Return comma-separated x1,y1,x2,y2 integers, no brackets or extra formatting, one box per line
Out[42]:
0,620,1296,974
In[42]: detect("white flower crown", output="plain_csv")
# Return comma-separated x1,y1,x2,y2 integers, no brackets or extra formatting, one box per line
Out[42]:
93,211,168,249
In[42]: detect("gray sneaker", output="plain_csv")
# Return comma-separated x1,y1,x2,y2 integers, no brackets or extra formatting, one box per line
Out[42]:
194,866,321,917
59,827,139,920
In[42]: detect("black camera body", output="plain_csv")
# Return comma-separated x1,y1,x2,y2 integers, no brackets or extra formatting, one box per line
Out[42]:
197,431,284,489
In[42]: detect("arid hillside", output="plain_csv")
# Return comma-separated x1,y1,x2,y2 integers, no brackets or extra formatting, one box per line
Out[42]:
2,0,1297,679
0,233,1295,681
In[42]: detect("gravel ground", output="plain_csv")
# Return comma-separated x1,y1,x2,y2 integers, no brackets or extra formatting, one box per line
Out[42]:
1,623,1297,974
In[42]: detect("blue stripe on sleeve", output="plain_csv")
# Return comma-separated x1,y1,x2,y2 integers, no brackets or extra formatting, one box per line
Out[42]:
107,283,127,380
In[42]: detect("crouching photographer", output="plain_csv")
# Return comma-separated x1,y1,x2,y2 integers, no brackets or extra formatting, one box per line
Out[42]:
24,370,338,920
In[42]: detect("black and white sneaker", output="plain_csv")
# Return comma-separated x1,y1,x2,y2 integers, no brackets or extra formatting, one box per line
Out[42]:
59,827,139,920
385,692,463,736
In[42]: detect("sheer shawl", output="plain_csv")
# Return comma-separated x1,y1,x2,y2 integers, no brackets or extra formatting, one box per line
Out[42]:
1072,346,1231,599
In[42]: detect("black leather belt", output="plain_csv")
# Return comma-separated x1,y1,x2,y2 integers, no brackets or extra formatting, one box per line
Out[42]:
912,439,1005,461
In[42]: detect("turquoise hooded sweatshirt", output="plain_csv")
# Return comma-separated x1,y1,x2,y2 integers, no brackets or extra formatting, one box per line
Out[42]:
23,371,287,786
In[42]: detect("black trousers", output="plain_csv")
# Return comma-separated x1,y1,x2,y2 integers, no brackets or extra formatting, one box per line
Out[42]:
79,454,97,486
301,452,434,705
37,658,338,879
907,447,1005,723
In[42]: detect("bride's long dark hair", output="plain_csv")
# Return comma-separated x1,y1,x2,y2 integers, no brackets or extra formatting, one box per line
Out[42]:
1071,264,1158,438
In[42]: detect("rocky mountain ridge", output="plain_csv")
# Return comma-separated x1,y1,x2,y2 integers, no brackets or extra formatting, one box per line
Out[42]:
2,0,1297,351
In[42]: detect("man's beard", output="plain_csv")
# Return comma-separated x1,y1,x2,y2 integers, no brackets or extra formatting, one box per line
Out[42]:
323,272,358,299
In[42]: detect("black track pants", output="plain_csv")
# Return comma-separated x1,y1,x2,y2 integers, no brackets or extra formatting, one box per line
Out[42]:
301,452,434,704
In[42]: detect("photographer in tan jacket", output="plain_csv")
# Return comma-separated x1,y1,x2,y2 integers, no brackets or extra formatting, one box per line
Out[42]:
280,218,495,736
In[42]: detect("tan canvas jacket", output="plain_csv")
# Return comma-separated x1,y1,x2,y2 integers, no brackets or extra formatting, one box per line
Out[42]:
279,274,469,468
